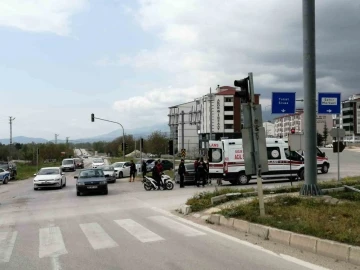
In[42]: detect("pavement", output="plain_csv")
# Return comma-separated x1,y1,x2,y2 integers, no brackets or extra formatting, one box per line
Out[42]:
0,151,359,269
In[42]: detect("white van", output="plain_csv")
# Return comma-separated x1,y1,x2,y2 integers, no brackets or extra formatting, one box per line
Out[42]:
209,138,329,185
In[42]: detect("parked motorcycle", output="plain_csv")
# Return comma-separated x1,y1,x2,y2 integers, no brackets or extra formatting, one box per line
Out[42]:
142,173,174,191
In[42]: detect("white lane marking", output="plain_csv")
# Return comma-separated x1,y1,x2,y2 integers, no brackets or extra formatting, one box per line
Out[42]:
148,216,206,237
150,207,330,270
114,219,164,243
79,223,118,250
51,257,62,270
0,231,17,263
39,227,67,258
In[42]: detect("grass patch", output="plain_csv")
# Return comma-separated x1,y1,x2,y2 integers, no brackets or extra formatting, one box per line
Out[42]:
186,187,255,212
16,162,60,180
220,194,360,246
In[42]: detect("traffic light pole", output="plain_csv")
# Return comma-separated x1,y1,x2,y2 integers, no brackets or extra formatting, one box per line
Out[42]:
300,0,321,195
337,126,340,182
93,116,125,162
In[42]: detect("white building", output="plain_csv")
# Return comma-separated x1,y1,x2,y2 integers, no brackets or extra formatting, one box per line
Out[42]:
263,121,275,137
168,86,260,155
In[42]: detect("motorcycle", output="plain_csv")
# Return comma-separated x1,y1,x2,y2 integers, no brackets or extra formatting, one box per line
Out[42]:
142,173,174,191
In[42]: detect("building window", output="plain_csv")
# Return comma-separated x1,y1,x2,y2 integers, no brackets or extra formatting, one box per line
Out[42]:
224,115,233,120
224,106,233,111
225,97,233,102
224,124,234,129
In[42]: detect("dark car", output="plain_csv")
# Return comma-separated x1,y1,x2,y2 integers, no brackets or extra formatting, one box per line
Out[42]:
99,165,116,183
75,169,108,196
175,163,196,184
147,159,173,172
0,161,17,180
74,158,84,169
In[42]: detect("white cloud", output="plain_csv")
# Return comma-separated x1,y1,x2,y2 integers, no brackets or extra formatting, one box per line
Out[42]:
107,0,360,128
0,0,87,35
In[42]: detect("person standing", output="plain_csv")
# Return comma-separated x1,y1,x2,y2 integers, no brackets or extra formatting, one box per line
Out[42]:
194,157,200,187
197,157,207,187
178,159,185,188
129,160,136,182
141,161,147,178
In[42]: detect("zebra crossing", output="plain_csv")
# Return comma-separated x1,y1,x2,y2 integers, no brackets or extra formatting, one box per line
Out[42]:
0,215,206,264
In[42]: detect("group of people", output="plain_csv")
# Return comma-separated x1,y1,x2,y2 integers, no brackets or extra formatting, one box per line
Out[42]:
178,157,209,188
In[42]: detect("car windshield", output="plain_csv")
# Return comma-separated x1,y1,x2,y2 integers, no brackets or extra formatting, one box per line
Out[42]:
93,159,103,163
0,164,8,169
101,166,114,171
79,169,104,178
62,160,73,165
185,164,195,170
113,162,124,168
38,168,60,175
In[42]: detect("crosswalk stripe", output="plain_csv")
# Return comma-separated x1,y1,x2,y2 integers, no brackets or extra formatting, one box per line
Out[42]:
114,219,164,243
39,227,67,258
148,216,206,237
80,223,118,250
0,231,17,263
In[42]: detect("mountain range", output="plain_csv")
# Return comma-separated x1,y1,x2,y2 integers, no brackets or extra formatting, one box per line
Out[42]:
0,123,169,145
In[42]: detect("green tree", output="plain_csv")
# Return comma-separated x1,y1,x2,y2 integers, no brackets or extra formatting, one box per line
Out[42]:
323,123,329,145
146,131,168,156
317,132,324,146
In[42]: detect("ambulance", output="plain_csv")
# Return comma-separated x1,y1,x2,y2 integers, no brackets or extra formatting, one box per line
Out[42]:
208,138,329,185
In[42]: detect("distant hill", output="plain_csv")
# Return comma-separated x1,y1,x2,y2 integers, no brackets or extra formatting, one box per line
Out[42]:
0,136,48,145
0,123,170,145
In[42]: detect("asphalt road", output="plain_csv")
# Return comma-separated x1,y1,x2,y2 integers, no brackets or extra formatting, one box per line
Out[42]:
0,152,358,269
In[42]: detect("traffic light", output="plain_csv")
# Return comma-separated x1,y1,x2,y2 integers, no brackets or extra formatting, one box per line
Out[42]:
121,142,128,151
140,138,144,149
168,140,174,155
125,143,128,150
291,128,295,134
234,77,250,102
91,113,95,122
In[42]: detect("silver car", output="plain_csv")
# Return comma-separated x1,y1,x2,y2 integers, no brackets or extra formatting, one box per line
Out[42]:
61,158,76,172
33,167,66,190
100,165,116,183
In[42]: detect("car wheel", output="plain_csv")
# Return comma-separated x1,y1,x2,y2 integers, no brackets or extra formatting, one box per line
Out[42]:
59,180,63,189
119,172,123,178
63,179,66,187
298,169,305,180
103,190,108,195
34,187,38,191
77,191,81,196
238,173,250,185
3,176,9,184
321,163,329,174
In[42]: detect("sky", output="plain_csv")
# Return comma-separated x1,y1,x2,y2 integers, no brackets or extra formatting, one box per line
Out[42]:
0,0,359,140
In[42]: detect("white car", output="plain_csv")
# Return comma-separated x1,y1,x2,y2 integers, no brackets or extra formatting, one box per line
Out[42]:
92,158,105,168
33,167,66,190
112,162,131,178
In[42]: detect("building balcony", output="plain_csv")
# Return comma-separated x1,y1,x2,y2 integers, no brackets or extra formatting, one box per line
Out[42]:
224,102,234,106
224,111,234,115
224,120,234,124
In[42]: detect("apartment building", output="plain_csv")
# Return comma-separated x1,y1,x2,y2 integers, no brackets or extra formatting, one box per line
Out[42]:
274,109,333,143
334,94,360,142
168,86,260,154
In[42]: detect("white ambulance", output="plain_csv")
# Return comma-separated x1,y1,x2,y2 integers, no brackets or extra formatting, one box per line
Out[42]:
208,138,330,185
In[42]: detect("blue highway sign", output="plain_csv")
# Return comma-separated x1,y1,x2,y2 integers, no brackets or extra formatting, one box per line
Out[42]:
271,92,296,114
318,92,341,114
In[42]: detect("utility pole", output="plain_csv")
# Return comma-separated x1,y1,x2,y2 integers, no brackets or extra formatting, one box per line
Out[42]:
55,134,59,144
181,111,185,151
209,87,213,141
300,0,321,195
9,116,15,160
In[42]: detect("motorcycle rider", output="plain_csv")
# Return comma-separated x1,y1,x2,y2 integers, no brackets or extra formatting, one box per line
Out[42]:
152,161,161,190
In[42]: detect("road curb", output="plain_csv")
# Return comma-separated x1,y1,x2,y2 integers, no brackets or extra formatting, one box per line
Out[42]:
205,213,360,266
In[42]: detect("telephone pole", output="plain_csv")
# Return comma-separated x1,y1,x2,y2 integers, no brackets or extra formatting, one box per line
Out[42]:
66,137,69,144
9,116,15,145
55,134,59,144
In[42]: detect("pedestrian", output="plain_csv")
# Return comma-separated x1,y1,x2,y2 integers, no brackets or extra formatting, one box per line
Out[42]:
197,157,207,187
178,159,185,188
141,161,147,179
129,160,136,182
194,157,200,187
152,161,161,190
